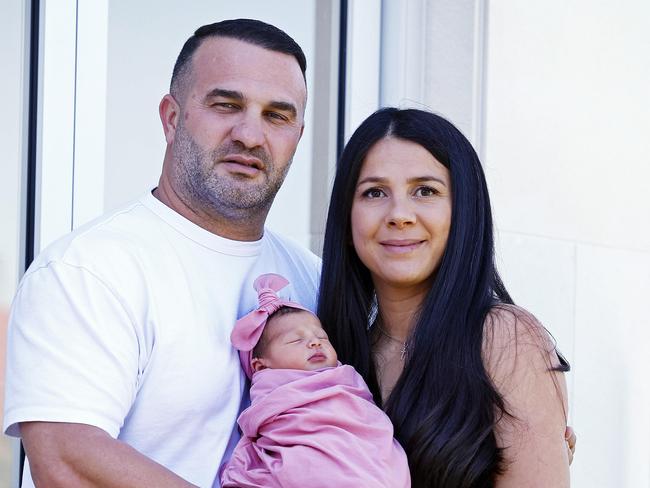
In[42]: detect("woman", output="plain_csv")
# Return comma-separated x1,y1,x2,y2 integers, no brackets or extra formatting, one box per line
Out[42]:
318,108,570,487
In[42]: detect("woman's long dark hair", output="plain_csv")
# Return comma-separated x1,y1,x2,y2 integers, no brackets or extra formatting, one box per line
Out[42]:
318,108,517,486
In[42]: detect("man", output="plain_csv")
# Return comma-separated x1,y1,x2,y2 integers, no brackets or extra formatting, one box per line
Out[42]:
3,19,320,487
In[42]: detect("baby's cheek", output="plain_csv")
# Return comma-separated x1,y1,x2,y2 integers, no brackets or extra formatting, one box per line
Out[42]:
330,347,339,364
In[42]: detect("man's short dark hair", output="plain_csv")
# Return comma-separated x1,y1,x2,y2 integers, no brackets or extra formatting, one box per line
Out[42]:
170,18,307,98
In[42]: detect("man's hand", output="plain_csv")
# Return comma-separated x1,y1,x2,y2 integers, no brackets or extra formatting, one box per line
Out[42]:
21,422,198,488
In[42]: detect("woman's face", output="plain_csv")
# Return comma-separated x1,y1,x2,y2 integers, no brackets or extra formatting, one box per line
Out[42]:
350,137,452,292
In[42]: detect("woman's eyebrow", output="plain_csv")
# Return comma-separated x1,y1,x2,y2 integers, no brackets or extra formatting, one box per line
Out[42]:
357,175,447,186
409,175,448,186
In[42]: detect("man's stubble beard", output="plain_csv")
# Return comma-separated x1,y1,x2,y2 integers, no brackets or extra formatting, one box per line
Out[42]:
171,120,292,220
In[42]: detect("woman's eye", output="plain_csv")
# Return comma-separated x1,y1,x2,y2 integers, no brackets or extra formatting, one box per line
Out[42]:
362,188,385,199
415,186,437,197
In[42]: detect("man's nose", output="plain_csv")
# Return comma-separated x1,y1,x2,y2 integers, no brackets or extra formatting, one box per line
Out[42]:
230,112,265,149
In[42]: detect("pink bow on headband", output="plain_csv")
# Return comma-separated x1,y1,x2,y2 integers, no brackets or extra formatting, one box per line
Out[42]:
231,273,309,379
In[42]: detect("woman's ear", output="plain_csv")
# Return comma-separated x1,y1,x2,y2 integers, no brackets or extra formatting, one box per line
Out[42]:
251,357,268,372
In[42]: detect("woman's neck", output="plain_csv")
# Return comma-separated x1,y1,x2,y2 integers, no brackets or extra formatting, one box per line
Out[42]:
374,281,430,340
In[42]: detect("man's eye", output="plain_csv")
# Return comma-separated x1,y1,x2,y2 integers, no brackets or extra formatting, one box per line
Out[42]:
266,112,288,122
214,102,239,110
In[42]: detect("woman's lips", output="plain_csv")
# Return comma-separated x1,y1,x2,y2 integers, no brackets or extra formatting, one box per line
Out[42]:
379,239,425,254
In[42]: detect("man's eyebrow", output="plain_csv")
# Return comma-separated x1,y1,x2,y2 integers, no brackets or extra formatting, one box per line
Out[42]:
204,88,244,101
203,89,298,118
268,101,297,118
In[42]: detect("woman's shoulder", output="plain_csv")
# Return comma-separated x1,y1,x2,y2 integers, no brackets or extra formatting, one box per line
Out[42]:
482,304,563,388
483,304,556,354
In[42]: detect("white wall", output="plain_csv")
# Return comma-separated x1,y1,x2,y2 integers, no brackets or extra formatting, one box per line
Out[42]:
484,1,650,486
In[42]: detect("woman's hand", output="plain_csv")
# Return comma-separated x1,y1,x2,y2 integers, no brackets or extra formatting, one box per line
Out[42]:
565,426,577,464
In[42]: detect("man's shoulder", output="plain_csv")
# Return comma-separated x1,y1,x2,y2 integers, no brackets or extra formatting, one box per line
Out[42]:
262,228,320,266
28,196,157,275
256,229,322,311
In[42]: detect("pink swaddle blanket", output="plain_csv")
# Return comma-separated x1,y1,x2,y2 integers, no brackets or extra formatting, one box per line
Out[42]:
220,364,410,488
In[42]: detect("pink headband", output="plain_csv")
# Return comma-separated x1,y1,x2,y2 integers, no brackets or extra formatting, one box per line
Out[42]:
231,273,310,379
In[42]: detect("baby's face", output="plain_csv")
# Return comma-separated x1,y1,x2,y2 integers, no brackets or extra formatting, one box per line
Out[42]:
252,311,338,372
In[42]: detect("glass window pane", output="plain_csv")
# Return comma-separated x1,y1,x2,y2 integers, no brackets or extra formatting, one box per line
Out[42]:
0,0,25,485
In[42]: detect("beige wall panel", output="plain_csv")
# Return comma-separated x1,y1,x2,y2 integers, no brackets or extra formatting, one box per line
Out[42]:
571,244,650,487
485,0,650,251
495,231,576,363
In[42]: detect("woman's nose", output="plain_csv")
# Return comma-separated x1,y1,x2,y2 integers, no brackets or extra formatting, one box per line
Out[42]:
386,197,416,229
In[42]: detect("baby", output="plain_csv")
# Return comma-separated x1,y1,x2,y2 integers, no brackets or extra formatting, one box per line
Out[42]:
220,273,410,488
250,305,338,373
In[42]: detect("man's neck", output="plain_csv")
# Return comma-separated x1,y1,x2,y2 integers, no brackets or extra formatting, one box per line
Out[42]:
152,182,266,242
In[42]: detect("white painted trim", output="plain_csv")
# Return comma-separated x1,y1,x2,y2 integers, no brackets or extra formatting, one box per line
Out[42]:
345,0,382,140
380,0,489,152
36,0,77,252
379,0,427,107
472,0,488,161
73,0,109,229
309,0,341,253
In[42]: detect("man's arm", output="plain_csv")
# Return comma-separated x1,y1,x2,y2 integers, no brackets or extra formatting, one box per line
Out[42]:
22,422,198,488
5,263,192,486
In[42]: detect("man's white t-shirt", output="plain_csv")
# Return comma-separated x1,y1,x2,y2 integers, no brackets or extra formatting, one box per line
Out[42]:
3,190,320,487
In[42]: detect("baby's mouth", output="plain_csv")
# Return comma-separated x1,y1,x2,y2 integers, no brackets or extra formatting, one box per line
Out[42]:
309,352,327,362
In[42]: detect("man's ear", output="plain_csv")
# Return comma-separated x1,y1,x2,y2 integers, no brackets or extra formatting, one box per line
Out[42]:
159,94,181,144
251,357,268,372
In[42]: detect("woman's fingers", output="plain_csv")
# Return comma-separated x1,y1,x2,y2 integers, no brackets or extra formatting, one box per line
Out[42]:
565,426,577,465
